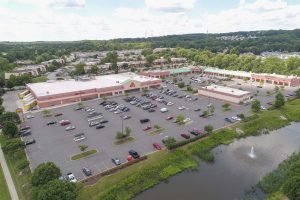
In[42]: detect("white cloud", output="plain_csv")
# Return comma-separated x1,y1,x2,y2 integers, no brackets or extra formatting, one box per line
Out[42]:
0,0,86,8
0,0,300,41
145,0,196,12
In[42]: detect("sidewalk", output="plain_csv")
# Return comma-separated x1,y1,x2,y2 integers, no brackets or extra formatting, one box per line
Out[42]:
0,145,19,200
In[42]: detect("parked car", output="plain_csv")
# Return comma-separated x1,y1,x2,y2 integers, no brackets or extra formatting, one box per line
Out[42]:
166,116,173,120
47,121,57,125
95,125,105,129
181,133,190,139
122,115,131,120
111,157,121,165
89,121,100,127
183,118,191,123
140,118,150,123
129,150,140,159
153,143,162,150
82,167,92,176
73,133,86,142
148,109,156,113
225,117,234,123
19,129,31,137
65,125,76,131
143,126,152,131
160,108,168,113
20,125,30,131
60,120,70,126
24,138,36,145
26,115,34,119
99,120,108,124
194,108,201,112
67,173,77,183
178,106,186,110
54,113,63,117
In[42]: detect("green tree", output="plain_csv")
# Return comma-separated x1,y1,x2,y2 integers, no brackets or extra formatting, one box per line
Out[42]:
90,65,99,74
124,127,131,137
202,110,209,116
282,176,300,200
74,63,85,75
210,105,215,114
177,82,185,88
274,92,285,108
145,54,156,67
31,179,77,200
0,112,20,124
2,138,25,153
176,114,185,123
164,137,177,149
31,162,61,187
251,99,261,112
79,145,88,152
204,125,214,134
6,79,15,88
2,121,18,137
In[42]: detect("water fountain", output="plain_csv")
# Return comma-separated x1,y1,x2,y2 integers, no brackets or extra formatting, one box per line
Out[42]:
248,146,256,158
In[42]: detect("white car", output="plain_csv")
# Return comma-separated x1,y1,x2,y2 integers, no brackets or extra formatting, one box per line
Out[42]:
26,115,34,119
160,108,168,113
231,116,241,121
261,106,266,110
65,125,76,131
183,118,191,123
167,102,174,106
178,106,186,110
67,173,77,183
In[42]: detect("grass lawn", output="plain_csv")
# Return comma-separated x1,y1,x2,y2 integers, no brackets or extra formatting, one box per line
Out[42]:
0,135,32,200
78,149,197,200
71,149,98,160
113,136,134,145
148,128,166,136
0,163,11,200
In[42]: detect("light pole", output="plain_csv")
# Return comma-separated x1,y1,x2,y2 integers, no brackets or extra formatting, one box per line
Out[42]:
121,117,124,135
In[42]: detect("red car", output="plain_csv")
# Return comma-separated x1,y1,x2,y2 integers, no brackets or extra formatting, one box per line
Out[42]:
166,116,173,120
181,133,190,139
54,113,63,117
60,120,70,126
143,126,152,131
153,143,162,150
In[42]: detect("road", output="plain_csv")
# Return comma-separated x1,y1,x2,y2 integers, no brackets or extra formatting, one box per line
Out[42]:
0,145,19,200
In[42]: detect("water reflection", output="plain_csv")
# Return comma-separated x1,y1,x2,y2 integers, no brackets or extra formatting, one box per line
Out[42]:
134,123,300,200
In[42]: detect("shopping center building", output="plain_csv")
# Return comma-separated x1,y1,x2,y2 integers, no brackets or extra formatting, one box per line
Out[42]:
21,73,161,110
198,85,252,104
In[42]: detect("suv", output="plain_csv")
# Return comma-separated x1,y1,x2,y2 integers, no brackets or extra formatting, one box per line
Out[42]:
82,167,92,176
129,150,140,159
140,118,150,123
24,138,36,145
19,129,31,137
66,173,77,182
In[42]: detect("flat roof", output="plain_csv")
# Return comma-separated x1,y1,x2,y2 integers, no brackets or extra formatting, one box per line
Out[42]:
204,67,252,78
200,85,251,96
27,73,159,97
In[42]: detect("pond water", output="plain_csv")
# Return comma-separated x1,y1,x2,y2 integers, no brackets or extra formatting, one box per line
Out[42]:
134,123,300,200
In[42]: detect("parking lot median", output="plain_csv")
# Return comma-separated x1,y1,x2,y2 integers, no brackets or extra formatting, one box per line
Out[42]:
70,149,98,161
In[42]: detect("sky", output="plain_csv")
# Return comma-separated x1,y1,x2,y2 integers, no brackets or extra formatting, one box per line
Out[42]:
0,0,300,41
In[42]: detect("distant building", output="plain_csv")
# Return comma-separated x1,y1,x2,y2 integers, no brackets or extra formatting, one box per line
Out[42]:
140,66,203,78
198,85,251,104
5,65,47,79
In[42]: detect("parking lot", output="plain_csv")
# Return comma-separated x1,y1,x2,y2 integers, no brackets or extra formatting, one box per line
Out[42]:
22,74,297,181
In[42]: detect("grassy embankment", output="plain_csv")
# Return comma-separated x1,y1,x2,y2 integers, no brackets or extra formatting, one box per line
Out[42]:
259,151,300,200
78,99,300,200
0,163,11,200
0,135,32,200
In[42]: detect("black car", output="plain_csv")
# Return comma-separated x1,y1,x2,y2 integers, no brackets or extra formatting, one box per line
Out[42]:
95,125,105,129
194,108,201,112
25,138,36,146
129,150,140,159
47,121,57,125
225,117,234,123
100,120,108,124
140,118,150,123
19,129,31,137
148,109,155,113
82,167,92,176
99,101,107,105
189,130,199,136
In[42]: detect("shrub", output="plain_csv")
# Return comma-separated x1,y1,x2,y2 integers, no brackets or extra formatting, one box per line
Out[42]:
17,159,29,170
31,162,61,187
282,176,300,200
204,125,214,134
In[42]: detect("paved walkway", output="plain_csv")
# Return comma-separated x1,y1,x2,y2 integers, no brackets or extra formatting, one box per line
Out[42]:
0,145,19,200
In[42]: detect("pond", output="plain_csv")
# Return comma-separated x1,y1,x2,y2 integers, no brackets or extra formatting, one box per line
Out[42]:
134,123,300,200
